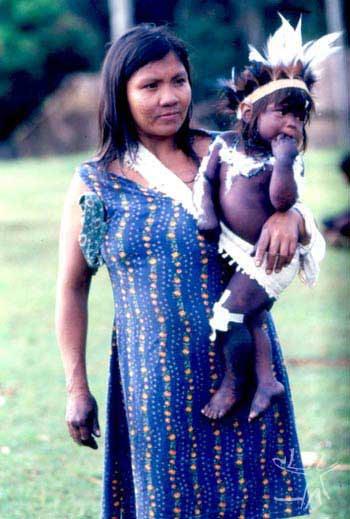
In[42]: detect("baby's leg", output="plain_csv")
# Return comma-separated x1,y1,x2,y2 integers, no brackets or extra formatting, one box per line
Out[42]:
248,311,285,421
224,272,285,419
201,324,254,419
202,271,284,420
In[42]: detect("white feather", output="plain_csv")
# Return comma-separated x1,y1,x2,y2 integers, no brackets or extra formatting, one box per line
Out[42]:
247,12,341,74
294,15,302,49
303,32,341,69
265,14,299,66
248,44,268,65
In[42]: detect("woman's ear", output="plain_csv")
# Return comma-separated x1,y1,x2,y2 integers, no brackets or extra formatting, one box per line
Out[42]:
240,102,253,123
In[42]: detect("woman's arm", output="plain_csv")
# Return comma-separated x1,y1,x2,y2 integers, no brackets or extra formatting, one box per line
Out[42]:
55,173,100,449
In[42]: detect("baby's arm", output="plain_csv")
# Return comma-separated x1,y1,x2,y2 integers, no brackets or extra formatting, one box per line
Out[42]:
193,137,222,230
269,134,299,211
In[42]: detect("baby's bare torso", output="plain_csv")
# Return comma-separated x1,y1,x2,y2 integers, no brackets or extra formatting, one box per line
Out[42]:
194,132,302,242
219,163,275,244
216,134,276,244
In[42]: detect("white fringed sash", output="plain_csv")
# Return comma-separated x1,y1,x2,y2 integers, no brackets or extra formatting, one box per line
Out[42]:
217,222,299,300
124,144,196,217
218,220,325,299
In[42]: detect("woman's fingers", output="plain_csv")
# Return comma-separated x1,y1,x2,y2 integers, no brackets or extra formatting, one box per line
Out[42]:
255,228,281,273
274,239,291,272
256,232,285,273
67,421,98,449
79,424,92,442
81,435,98,450
254,228,270,267
67,419,98,449
265,251,277,274
288,235,298,261
67,422,83,445
66,393,100,449
255,210,301,273
275,254,287,272
92,413,101,437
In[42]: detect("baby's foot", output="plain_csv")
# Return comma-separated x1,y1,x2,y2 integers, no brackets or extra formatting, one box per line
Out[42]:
201,374,241,420
248,380,285,422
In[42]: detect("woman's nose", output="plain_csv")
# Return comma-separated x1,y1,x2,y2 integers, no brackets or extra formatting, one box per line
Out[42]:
159,85,178,106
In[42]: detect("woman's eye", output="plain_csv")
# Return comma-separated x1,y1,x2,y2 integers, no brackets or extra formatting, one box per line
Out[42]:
144,82,157,89
175,77,186,85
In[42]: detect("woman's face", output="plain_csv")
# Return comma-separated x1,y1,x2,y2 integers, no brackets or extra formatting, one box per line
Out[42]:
126,52,192,140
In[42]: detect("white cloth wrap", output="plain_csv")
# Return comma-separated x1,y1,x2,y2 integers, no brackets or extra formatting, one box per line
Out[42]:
209,289,244,340
124,144,196,216
219,222,302,300
293,202,326,286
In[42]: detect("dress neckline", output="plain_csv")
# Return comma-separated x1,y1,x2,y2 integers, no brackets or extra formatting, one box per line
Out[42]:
87,158,199,217
89,156,194,193
87,131,218,216
88,160,166,200
90,129,217,193
88,137,213,217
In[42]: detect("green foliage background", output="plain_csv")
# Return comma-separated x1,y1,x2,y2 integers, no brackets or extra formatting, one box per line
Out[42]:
0,0,330,140
0,0,107,139
0,0,102,94
174,0,327,101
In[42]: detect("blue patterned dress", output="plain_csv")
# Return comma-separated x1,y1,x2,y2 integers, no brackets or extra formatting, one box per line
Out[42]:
77,147,309,519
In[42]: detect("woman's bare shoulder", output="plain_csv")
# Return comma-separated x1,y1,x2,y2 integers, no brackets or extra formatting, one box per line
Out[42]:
57,169,94,281
65,170,93,208
192,131,215,159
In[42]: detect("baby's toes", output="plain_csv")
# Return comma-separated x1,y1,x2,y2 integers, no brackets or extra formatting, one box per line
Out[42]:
201,404,211,418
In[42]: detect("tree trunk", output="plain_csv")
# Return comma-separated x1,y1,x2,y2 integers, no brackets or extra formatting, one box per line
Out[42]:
108,0,134,41
324,0,349,146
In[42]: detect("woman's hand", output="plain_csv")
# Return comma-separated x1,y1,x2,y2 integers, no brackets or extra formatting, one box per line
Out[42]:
66,392,100,449
254,209,310,273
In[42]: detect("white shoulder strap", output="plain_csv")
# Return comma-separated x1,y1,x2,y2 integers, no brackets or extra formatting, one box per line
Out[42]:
125,144,196,216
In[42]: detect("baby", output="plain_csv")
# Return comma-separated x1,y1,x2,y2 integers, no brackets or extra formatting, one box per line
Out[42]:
194,15,337,421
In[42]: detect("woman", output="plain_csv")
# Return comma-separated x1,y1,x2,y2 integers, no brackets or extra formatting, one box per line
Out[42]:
56,25,314,519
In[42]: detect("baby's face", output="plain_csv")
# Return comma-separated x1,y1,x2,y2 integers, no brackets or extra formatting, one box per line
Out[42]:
257,102,305,144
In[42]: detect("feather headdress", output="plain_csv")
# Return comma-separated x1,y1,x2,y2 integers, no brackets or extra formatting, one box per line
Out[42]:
223,13,341,118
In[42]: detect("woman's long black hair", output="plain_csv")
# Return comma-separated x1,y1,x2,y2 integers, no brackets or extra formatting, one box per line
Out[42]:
97,24,199,166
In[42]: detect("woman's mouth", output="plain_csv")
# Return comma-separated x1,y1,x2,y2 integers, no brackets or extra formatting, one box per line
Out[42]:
158,112,181,120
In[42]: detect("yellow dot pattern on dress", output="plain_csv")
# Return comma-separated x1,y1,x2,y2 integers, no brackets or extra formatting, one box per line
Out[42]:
166,202,203,517
211,423,229,516
258,416,271,517
198,233,219,398
272,410,296,514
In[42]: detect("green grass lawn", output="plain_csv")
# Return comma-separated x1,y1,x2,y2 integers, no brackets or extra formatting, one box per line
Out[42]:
0,149,349,518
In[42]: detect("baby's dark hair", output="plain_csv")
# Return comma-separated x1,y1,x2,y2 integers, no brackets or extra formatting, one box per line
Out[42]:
220,60,316,153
